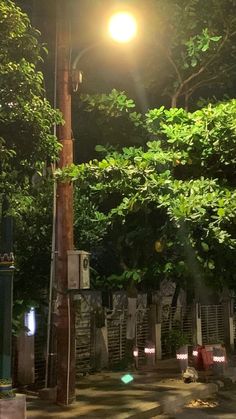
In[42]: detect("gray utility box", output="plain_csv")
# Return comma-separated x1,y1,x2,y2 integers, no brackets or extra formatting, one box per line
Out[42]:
67,250,90,290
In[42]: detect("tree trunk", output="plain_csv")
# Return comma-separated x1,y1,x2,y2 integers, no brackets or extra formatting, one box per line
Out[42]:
171,96,178,108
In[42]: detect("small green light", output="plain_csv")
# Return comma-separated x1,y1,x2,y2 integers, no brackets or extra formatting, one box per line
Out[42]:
121,374,134,384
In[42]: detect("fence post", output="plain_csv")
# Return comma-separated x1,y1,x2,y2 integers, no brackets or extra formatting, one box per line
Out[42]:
94,307,109,370
222,298,234,352
150,303,162,361
193,302,202,346
17,331,35,385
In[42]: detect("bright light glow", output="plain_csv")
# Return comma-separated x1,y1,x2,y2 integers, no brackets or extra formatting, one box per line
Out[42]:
108,12,137,43
133,349,138,357
192,350,198,357
144,347,155,354
121,374,134,384
176,353,188,360
213,356,225,363
24,307,36,336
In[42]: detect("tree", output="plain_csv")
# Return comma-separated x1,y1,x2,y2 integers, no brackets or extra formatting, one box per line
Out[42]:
0,0,61,188
59,98,236,297
74,89,145,162
138,0,236,109
0,0,61,304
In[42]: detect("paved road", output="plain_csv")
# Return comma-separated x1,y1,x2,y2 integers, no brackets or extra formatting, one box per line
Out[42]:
171,395,236,419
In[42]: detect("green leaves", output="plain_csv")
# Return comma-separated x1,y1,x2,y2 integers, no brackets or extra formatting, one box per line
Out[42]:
68,96,236,290
140,0,236,108
0,0,62,197
81,89,136,116
185,28,222,66
0,1,62,309
201,242,209,252
217,208,225,217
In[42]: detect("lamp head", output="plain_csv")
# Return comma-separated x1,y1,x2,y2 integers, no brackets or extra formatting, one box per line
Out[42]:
108,11,137,43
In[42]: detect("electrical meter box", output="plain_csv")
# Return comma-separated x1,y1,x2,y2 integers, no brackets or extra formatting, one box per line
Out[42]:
67,250,90,290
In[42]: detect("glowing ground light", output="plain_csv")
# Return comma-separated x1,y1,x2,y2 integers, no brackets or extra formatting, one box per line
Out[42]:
133,349,138,357
176,353,188,360
144,347,155,354
213,356,225,363
121,374,134,384
108,12,137,43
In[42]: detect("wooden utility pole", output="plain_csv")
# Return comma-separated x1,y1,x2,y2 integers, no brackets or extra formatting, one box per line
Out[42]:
55,0,75,405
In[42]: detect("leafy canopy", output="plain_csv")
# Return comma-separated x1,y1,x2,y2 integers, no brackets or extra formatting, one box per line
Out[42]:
59,97,236,291
0,0,62,206
0,1,62,311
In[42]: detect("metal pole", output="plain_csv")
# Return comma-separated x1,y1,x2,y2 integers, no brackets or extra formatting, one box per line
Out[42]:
0,199,14,383
55,0,75,405
0,258,14,381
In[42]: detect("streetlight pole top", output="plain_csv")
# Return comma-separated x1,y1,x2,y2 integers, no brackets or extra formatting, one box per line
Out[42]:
71,10,138,92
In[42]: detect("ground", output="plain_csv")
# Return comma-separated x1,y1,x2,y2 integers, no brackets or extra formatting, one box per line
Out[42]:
26,359,236,418
173,395,236,419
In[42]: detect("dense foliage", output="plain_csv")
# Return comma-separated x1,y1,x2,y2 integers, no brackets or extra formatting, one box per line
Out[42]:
73,0,236,164
0,1,61,304
2,0,236,304
60,96,236,296
0,0,61,196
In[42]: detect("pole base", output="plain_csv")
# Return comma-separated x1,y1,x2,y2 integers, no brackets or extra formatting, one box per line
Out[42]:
39,387,57,402
0,394,26,419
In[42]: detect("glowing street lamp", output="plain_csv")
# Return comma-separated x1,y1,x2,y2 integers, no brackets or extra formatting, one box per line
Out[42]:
72,10,138,93
108,12,137,43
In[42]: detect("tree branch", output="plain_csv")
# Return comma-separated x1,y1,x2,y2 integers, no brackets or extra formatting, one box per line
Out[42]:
164,48,183,85
171,28,231,107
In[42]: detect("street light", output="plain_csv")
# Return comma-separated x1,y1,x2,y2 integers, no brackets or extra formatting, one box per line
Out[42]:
72,11,138,92
54,2,138,405
108,11,138,43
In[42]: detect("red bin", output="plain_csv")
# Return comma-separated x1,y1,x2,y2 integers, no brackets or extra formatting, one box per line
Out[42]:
192,345,204,370
201,346,214,370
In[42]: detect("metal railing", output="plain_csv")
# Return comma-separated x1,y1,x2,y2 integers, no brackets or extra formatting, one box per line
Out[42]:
75,309,96,374
106,308,150,367
31,302,229,384
201,305,224,344
161,305,193,356
34,313,47,387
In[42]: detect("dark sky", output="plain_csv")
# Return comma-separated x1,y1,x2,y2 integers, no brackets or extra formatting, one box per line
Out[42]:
16,0,236,124
15,0,155,110
15,0,236,112
14,0,236,164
